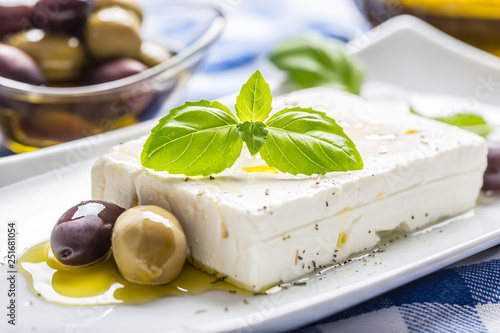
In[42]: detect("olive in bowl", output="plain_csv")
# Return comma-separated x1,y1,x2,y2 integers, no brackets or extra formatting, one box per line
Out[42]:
50,200,125,266
0,1,225,153
87,58,148,85
0,2,34,39
94,0,143,21
33,0,95,33
0,44,45,85
7,29,86,82
84,5,142,60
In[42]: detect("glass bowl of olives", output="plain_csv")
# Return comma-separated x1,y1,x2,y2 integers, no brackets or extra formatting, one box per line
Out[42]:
0,0,224,153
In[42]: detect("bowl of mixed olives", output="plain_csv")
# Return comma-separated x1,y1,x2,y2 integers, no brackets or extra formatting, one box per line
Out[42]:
0,0,224,153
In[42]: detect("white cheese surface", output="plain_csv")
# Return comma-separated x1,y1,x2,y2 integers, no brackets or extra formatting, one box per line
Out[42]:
92,88,487,291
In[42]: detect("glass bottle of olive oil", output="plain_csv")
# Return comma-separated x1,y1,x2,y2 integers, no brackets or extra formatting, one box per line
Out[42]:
359,0,500,56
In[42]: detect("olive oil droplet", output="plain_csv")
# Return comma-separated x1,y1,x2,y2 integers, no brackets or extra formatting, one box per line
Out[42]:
241,165,278,174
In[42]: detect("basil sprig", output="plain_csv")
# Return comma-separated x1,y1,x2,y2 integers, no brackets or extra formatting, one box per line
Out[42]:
269,33,364,95
141,71,364,176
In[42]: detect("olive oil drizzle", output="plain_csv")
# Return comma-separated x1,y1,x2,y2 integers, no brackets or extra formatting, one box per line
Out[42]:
241,165,278,174
18,241,250,306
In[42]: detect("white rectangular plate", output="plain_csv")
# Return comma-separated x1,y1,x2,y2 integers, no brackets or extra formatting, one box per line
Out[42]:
2,15,500,333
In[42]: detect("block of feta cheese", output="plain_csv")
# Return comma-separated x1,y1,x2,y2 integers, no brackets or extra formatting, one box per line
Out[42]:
92,88,487,292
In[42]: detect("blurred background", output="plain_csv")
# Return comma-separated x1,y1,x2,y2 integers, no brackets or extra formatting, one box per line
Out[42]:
0,0,367,157
179,0,367,101
1,0,499,156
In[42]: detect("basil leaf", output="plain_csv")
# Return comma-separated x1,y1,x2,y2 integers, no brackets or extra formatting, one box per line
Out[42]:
434,114,493,137
260,107,364,175
141,100,243,176
236,121,268,156
235,70,273,122
269,33,364,95
410,107,492,138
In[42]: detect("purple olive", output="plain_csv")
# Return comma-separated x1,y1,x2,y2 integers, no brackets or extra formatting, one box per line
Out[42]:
33,0,94,33
483,141,500,192
0,4,34,39
86,58,147,85
50,200,125,266
0,44,45,85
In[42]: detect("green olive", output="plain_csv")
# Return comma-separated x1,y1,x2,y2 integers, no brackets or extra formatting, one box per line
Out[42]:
112,205,187,285
94,0,143,22
85,6,142,60
7,29,85,82
137,41,172,68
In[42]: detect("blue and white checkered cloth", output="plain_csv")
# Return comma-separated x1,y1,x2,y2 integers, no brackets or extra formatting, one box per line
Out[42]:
296,245,500,332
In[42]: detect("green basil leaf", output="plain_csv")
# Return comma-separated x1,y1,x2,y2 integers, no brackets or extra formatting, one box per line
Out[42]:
141,100,243,176
236,121,268,156
433,114,493,137
410,107,493,137
269,33,364,95
235,70,273,122
260,107,364,175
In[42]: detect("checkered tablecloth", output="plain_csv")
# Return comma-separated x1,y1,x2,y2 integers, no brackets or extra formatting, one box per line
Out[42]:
295,246,500,333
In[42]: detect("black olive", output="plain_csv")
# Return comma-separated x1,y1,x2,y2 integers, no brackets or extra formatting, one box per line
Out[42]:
50,200,125,266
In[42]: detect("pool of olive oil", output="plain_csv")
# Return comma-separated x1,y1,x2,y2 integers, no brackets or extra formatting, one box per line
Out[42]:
18,241,250,306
